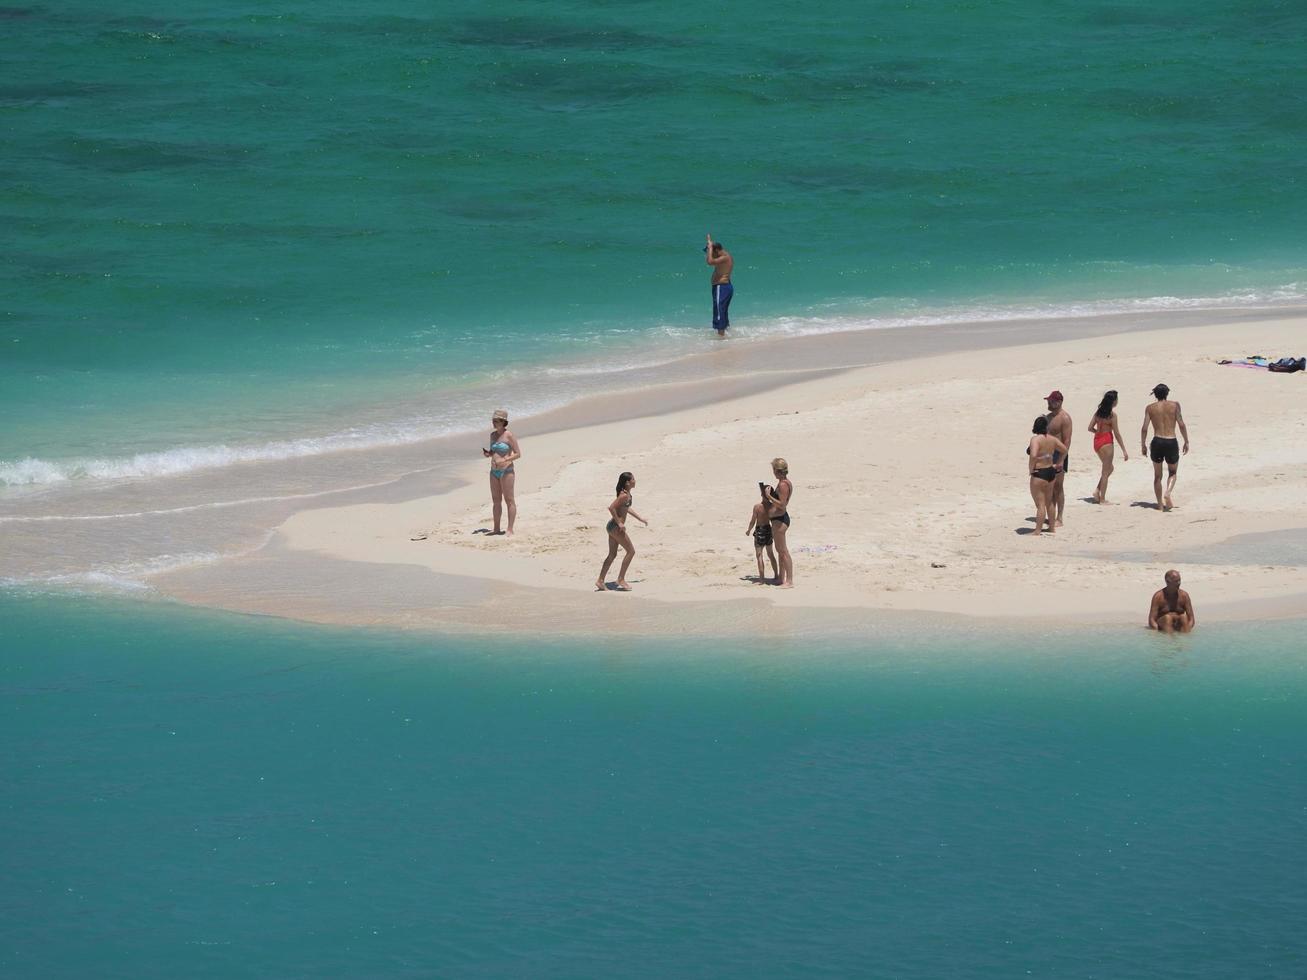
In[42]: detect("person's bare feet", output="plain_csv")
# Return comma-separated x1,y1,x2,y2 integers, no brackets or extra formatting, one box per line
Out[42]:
595,579,606,591
1055,519,1064,527
1163,494,1174,511
778,582,794,589
615,581,632,591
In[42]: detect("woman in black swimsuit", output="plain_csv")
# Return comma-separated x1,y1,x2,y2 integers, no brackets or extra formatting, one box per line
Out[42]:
1028,417,1068,536
766,457,794,587
595,471,647,591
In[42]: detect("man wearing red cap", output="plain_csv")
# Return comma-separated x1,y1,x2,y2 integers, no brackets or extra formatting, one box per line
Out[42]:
1044,390,1072,527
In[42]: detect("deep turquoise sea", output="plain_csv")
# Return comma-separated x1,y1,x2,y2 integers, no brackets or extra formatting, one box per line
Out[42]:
4,591,1306,978
4,0,1306,474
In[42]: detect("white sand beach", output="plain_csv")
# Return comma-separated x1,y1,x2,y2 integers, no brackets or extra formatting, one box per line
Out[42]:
251,314,1307,632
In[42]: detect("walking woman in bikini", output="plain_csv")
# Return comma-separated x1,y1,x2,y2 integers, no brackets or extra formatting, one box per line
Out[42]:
596,471,647,592
1028,417,1068,535
483,408,521,535
1088,390,1129,504
766,457,794,587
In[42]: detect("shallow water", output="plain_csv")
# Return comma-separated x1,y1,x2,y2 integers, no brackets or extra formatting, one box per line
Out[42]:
4,591,1305,978
5,0,1307,469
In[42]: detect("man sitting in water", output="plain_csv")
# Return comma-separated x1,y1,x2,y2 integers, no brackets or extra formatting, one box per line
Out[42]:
705,233,733,336
1148,569,1195,633
1141,382,1190,511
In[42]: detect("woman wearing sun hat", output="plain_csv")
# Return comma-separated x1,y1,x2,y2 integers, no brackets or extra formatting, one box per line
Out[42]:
482,409,521,535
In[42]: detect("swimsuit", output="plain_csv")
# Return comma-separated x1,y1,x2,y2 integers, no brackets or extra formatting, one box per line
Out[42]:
607,493,631,534
712,282,734,331
489,440,513,479
753,522,773,547
1028,445,1069,472
1150,436,1180,465
768,482,791,526
1030,442,1057,482
1092,418,1113,451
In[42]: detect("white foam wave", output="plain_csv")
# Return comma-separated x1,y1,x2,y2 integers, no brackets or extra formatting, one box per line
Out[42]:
720,282,1307,341
2,551,223,595
0,422,456,487
0,477,408,523
4,283,1303,489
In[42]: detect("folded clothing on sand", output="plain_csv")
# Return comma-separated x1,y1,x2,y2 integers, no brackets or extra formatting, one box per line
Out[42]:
1218,355,1304,372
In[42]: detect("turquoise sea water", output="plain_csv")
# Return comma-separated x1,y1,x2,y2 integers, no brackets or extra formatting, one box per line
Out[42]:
4,0,1307,472
4,591,1306,978
6,9,1307,974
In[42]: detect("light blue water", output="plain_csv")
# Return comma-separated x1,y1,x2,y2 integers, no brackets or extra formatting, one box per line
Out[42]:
5,8,1307,972
4,591,1305,978
4,0,1306,474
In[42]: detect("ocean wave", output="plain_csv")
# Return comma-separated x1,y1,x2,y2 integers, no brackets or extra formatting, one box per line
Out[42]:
0,480,404,522
721,282,1307,341
3,283,1303,489
0,417,478,488
1,551,223,595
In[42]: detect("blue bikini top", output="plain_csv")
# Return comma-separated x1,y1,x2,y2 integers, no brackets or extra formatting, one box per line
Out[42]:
490,441,511,455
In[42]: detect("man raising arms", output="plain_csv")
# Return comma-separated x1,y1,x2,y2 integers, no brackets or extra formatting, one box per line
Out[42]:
1141,383,1189,511
1148,569,1195,633
1044,390,1072,527
705,233,733,337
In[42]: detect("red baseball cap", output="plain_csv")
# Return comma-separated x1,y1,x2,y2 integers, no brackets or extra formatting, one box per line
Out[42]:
1045,390,1064,402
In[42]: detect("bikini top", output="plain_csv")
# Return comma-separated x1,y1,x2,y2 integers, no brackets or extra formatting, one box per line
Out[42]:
1028,438,1055,464
490,441,511,455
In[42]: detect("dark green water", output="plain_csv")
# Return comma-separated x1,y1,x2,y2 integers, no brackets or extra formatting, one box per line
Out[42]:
4,0,1306,469
4,591,1305,978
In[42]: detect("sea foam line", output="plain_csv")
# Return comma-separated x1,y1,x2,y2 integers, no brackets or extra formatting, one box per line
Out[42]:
3,285,1302,489
0,476,414,523
0,423,460,488
1,551,225,595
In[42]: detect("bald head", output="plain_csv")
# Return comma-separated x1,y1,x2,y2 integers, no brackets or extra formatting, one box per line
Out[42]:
1164,569,1181,587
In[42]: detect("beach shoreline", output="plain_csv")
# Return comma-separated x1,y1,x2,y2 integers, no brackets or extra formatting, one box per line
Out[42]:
146,308,1307,636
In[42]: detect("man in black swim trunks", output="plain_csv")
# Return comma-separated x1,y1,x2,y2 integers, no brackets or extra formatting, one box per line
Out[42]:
1140,383,1190,512
1044,390,1072,527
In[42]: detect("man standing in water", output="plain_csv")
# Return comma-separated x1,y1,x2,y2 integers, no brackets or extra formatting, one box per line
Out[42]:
1044,390,1072,527
1148,569,1195,633
1141,382,1189,511
705,233,733,336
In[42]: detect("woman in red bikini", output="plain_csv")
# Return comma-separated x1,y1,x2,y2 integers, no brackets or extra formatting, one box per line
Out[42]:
1088,390,1129,503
